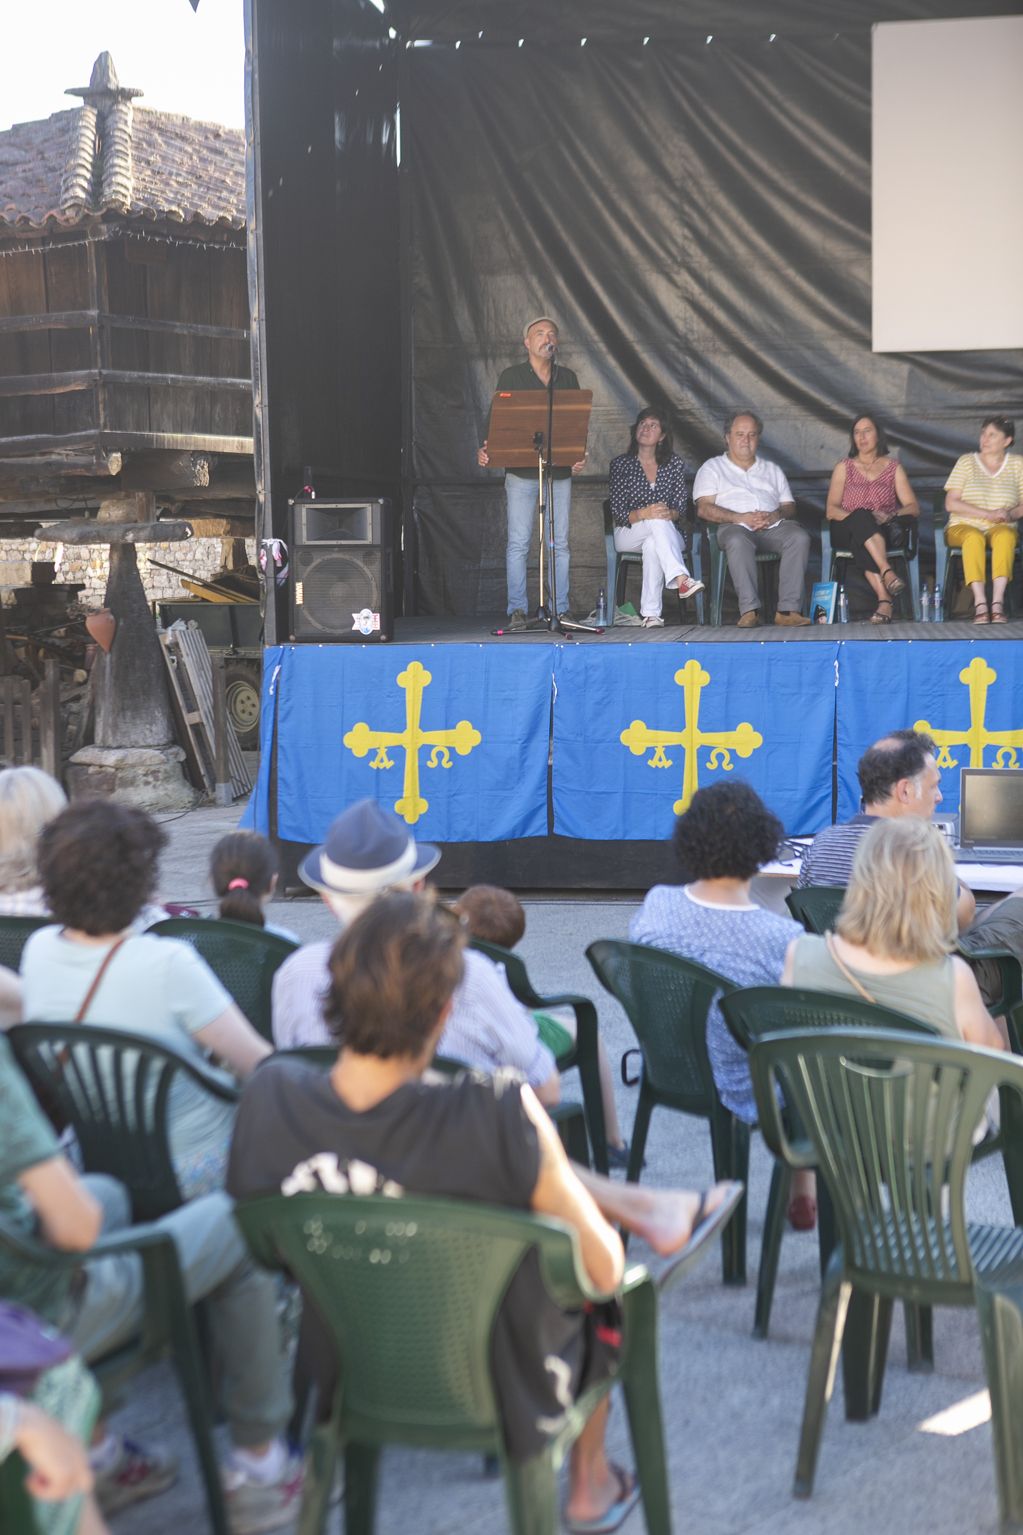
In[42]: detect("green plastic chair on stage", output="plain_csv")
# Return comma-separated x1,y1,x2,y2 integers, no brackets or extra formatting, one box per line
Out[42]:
236,1189,728,1535
8,1022,239,1222
150,916,298,1042
933,489,1021,620
471,938,609,1174
0,1215,228,1535
586,938,750,1282
0,914,49,971
749,1027,1023,1524
720,986,940,1353
784,885,845,935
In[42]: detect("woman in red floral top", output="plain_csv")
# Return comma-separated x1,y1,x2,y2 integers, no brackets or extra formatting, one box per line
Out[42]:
825,414,920,623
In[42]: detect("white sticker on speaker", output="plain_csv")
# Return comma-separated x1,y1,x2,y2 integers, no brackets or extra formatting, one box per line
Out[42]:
352,608,380,635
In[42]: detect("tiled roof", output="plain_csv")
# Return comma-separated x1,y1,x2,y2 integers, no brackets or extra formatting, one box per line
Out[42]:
0,52,244,234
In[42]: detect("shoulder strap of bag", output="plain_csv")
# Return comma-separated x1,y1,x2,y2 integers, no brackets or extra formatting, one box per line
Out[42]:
73,935,129,1024
824,932,877,1007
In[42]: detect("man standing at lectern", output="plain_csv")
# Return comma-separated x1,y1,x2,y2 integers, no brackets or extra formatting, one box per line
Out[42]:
477,317,587,629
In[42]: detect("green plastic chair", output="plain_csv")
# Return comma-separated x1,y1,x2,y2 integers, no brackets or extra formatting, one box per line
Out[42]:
784,886,845,935
0,914,49,971
471,938,609,1174
150,916,298,1041
0,1215,228,1535
720,986,941,1349
586,938,748,1282
956,940,1023,1022
749,1027,1023,1523
8,1022,239,1222
236,1189,728,1535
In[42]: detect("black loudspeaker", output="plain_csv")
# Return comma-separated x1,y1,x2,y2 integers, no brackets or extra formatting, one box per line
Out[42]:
288,498,393,642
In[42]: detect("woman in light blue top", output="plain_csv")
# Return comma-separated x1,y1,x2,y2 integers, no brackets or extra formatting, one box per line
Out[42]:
20,800,273,1201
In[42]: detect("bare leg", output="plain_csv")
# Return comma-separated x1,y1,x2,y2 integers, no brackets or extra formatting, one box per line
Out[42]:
565,1399,624,1526
572,1169,738,1257
991,574,1009,619
793,1169,816,1200
970,578,988,619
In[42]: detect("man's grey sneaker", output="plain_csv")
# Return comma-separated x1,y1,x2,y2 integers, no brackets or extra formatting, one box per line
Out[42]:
224,1453,305,1535
94,1436,178,1515
508,609,527,631
676,573,705,600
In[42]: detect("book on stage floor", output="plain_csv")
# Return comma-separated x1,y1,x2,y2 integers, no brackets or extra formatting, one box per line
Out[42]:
810,581,838,624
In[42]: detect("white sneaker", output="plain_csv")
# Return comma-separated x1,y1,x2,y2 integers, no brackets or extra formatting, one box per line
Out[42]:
93,1436,178,1515
641,615,665,627
223,1453,305,1534
676,573,705,599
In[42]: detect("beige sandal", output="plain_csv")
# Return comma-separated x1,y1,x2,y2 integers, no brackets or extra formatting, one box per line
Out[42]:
974,603,990,625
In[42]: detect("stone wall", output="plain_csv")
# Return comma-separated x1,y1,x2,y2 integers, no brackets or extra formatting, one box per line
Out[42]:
0,536,257,604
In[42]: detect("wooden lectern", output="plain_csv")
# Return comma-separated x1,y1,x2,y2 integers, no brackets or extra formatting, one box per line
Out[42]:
486,389,593,469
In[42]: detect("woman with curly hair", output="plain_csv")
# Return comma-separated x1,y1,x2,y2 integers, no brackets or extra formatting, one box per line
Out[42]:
19,800,273,1200
630,780,816,1226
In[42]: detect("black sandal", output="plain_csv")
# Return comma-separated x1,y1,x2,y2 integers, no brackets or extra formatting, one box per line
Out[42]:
870,599,893,624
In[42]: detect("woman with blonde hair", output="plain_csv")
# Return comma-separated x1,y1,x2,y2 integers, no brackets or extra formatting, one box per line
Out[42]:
781,816,1005,1051
0,767,67,916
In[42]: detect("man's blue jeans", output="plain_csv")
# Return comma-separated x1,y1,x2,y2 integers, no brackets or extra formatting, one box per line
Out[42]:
505,473,572,616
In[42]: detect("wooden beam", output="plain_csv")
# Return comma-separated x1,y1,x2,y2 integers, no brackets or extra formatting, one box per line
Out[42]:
120,451,211,491
0,309,98,334
0,312,249,342
0,370,252,397
0,429,252,455
176,513,255,537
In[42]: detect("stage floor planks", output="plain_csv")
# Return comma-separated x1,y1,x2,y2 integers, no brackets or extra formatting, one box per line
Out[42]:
381,616,1023,645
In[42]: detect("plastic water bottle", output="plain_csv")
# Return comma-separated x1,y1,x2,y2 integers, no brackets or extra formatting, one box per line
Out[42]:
921,584,931,622
932,581,941,621
837,586,848,624
595,586,607,626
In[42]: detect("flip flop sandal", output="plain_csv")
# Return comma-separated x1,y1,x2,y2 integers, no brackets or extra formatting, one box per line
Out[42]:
687,1182,746,1252
565,1465,641,1535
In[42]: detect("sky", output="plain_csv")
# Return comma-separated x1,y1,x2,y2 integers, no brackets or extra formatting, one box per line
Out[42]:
2,0,245,132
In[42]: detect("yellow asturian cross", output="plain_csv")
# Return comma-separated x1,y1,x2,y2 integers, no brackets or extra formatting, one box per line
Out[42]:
915,656,1023,769
620,658,763,814
343,660,482,824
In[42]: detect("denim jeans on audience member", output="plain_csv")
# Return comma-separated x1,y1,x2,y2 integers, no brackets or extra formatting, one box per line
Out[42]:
505,473,571,616
67,1175,290,1448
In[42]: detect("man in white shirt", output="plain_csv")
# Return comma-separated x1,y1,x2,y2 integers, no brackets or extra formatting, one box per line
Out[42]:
694,410,811,628
272,799,561,1104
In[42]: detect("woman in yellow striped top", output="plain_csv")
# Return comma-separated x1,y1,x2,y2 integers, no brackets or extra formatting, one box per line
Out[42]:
944,416,1023,623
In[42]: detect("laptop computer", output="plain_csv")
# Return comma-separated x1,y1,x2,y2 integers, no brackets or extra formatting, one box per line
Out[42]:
953,768,1023,864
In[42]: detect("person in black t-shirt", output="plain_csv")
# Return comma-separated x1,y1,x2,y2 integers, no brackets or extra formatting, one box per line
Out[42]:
477,316,587,628
229,891,741,1535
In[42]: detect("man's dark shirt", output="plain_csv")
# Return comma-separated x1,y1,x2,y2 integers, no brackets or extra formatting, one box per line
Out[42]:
490,360,581,481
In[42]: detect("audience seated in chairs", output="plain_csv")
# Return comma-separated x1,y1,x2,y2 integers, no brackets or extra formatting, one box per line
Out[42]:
0,1033,294,1530
272,800,562,1105
783,816,1005,1055
452,882,628,1166
797,728,976,932
209,831,299,942
229,889,742,1535
19,800,273,1201
630,780,817,1229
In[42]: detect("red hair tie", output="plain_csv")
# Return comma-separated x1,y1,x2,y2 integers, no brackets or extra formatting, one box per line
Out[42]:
227,878,249,891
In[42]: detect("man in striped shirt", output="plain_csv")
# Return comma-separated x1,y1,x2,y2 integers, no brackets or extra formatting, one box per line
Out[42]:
796,729,975,929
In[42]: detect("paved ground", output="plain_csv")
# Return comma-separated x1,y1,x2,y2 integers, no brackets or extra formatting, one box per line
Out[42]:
103,800,1011,1535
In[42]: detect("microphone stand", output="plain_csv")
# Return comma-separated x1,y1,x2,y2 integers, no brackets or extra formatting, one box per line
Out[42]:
537,348,598,635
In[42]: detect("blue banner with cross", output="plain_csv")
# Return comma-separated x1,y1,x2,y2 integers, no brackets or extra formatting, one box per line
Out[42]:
836,641,1023,821
551,642,838,840
244,643,553,844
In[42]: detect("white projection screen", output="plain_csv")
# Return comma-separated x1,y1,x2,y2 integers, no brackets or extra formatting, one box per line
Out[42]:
872,16,1023,353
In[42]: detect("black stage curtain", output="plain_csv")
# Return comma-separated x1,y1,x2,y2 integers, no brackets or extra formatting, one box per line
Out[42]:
406,31,1023,615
